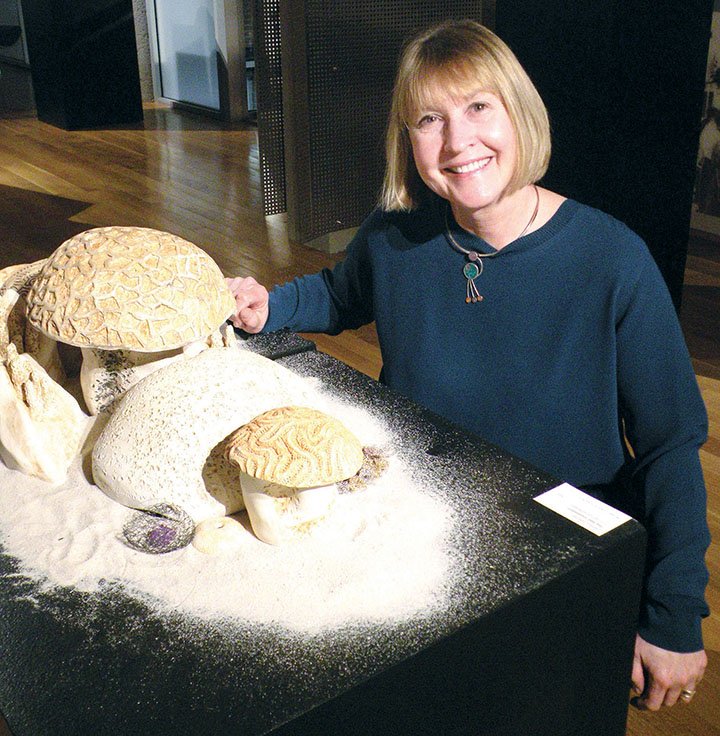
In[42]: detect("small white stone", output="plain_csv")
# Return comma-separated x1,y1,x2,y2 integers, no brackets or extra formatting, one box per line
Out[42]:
192,516,247,554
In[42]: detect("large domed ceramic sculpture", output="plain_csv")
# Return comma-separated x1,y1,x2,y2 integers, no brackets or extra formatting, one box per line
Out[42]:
25,226,236,413
225,406,365,545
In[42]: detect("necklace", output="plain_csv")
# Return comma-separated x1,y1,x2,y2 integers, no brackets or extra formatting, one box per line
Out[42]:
444,184,540,303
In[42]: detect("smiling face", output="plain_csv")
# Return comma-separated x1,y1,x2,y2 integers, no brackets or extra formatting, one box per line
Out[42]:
380,21,551,214
408,87,518,224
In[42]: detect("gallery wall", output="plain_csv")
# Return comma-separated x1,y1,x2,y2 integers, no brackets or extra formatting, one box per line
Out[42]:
497,0,713,307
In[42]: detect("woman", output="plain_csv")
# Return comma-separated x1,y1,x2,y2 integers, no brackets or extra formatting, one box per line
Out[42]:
228,20,709,711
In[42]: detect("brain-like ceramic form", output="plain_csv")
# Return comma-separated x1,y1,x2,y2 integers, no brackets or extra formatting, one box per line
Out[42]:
226,406,364,488
26,226,234,351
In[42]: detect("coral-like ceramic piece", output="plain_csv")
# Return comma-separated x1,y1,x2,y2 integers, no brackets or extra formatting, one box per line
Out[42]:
0,260,46,299
1,260,65,386
0,343,87,484
225,406,364,545
26,226,234,351
24,227,235,414
226,406,364,488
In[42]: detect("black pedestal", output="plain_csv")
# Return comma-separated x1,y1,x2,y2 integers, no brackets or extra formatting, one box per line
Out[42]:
19,0,143,129
0,350,646,736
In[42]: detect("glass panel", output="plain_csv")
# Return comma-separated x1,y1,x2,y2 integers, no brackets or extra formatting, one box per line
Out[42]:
153,0,219,109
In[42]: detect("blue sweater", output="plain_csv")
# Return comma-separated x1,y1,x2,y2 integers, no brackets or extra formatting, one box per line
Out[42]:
265,197,710,652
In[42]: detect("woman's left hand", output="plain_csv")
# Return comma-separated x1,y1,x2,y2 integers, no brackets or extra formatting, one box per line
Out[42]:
631,634,707,710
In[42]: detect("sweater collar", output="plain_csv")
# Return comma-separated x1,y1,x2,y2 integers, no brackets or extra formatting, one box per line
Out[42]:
435,195,579,257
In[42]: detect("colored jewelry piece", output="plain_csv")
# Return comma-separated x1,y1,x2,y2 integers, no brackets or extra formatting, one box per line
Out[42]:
462,261,482,303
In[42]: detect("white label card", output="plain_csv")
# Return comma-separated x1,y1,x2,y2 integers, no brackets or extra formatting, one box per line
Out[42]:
533,483,632,536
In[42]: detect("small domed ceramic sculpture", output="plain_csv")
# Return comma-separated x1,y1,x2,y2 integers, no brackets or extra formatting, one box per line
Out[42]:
225,406,364,545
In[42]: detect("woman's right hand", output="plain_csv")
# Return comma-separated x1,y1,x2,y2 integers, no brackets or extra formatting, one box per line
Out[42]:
225,276,269,334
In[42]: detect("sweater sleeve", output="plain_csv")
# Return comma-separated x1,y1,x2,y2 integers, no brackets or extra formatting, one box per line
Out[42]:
616,254,710,652
264,215,377,335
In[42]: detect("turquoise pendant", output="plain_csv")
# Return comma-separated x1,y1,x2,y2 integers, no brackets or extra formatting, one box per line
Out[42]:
462,258,483,303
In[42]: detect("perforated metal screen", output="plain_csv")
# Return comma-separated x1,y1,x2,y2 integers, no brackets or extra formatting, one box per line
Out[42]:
258,2,486,241
255,0,286,216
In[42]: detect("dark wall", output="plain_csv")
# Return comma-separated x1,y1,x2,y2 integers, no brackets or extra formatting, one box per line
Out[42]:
496,1,714,308
20,0,143,129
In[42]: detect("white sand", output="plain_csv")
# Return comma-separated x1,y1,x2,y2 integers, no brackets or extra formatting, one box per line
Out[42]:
0,355,455,635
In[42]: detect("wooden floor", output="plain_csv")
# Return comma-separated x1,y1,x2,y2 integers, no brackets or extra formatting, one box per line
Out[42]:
0,104,718,735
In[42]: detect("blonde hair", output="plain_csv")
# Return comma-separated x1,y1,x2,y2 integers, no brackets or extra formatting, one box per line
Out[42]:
380,20,551,211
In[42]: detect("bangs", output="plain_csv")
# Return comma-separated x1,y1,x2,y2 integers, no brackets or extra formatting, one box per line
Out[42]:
398,42,505,126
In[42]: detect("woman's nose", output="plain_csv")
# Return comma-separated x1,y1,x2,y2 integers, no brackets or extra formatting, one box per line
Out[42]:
443,117,475,153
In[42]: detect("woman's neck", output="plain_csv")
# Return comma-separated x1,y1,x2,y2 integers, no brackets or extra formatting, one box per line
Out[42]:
451,184,541,250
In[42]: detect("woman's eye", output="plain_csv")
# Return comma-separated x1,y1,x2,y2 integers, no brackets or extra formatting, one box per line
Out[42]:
414,114,442,132
470,102,487,113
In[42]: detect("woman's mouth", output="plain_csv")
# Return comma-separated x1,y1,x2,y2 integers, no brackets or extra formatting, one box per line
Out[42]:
445,158,490,175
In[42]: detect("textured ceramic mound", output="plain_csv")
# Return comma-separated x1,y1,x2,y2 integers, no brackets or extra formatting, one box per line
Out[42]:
25,226,235,351
91,346,316,522
226,406,364,488
0,260,46,298
0,343,87,484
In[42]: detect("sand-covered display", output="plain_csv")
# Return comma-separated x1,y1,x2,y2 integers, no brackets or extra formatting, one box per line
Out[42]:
0,229,455,634
0,341,454,631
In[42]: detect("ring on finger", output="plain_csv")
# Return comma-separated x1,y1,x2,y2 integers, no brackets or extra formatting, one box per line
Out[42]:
680,689,696,702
